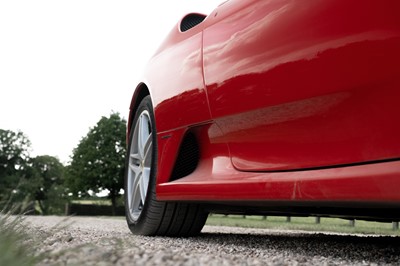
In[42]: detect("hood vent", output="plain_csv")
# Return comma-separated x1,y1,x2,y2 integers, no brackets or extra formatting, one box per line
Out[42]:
180,14,206,32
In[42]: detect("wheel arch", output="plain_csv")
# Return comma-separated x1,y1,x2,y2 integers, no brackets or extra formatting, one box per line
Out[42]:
128,83,151,138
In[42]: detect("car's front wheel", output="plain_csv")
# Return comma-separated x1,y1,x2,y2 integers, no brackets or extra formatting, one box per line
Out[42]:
125,95,208,236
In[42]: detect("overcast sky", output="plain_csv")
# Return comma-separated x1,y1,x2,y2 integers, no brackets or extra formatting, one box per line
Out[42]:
0,0,220,163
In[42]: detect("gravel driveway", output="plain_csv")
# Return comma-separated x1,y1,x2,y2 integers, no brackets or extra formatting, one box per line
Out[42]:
24,216,400,265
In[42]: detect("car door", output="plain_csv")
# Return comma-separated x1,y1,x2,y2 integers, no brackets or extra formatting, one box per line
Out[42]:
203,0,400,171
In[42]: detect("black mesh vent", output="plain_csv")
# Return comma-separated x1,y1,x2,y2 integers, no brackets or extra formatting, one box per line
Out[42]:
170,133,200,181
180,14,206,32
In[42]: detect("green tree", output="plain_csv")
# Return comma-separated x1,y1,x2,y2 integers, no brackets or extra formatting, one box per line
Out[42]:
67,113,126,215
30,155,66,214
0,129,32,211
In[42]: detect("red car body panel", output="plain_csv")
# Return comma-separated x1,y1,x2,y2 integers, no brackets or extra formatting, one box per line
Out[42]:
158,161,400,202
129,0,400,217
203,0,400,171
156,123,400,203
141,22,211,133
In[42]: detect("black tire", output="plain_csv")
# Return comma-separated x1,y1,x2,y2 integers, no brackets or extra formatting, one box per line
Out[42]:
124,95,208,236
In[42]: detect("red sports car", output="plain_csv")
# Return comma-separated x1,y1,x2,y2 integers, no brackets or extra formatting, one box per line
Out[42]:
124,0,400,236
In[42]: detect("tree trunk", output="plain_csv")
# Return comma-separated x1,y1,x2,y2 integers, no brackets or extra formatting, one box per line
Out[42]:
110,195,117,216
38,200,46,215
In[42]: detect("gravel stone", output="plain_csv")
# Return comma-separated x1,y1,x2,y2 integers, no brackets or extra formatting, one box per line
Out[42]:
22,216,400,265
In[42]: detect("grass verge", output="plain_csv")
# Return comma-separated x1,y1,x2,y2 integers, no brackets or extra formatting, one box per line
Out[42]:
0,214,36,266
206,215,400,236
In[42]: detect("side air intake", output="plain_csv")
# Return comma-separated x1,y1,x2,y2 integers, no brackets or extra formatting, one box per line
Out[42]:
180,14,206,32
170,133,200,181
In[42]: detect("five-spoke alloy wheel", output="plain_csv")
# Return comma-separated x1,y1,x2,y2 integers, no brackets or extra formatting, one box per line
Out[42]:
126,109,152,222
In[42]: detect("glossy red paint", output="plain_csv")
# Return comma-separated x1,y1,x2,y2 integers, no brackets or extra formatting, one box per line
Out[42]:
156,123,400,202
129,0,400,218
203,0,400,171
142,21,211,133
157,160,400,202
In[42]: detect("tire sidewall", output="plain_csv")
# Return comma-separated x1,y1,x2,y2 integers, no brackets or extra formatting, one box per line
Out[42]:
125,96,158,229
